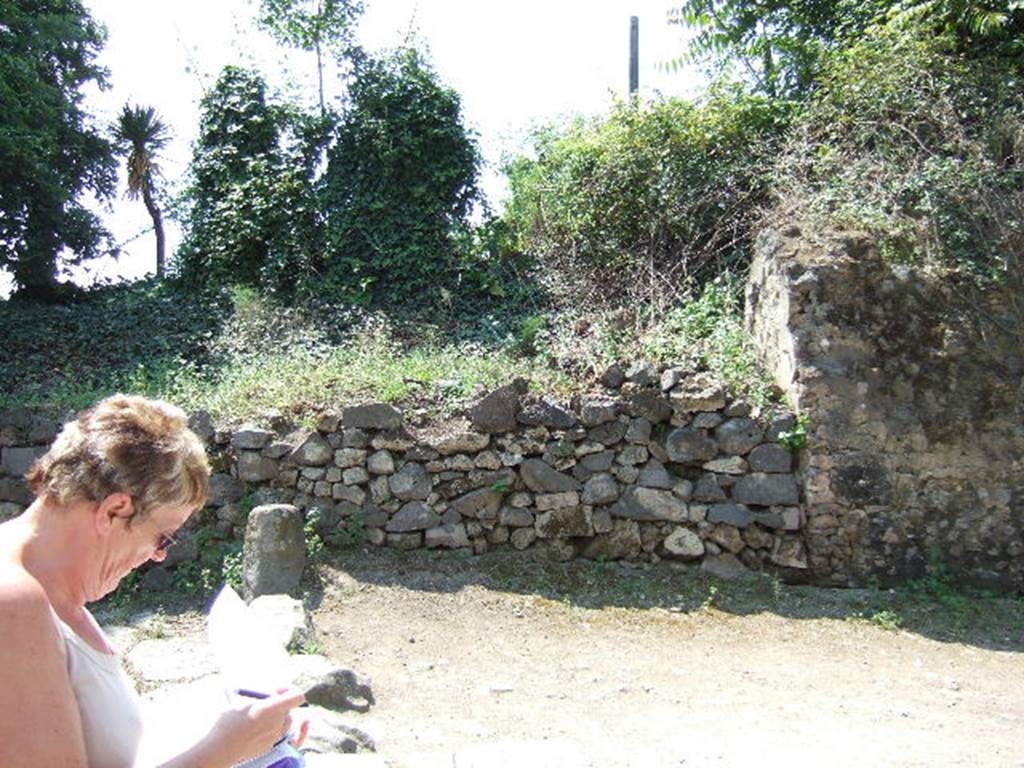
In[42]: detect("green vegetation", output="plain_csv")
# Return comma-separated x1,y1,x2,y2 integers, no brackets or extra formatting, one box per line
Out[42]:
3,0,1021,462
464,550,1024,645
112,105,171,277
503,89,791,306
321,48,482,304
0,282,567,422
777,415,809,451
0,0,117,300
774,23,1024,282
176,66,324,296
256,0,362,114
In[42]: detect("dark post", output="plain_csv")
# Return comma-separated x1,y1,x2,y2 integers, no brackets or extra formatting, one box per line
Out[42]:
629,16,639,95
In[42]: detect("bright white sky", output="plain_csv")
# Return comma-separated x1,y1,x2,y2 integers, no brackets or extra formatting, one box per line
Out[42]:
3,0,701,293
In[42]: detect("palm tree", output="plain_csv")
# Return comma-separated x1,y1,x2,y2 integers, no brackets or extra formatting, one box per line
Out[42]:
114,104,171,277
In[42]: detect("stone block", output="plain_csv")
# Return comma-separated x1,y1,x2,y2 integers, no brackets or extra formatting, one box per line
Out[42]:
366,450,394,475
669,375,726,413
389,463,431,501
616,444,648,466
714,418,764,455
663,527,704,558
747,443,793,473
499,507,534,527
0,446,45,477
628,390,672,424
450,488,503,520
535,505,592,538
637,465,674,490
582,473,619,505
510,527,537,550
343,404,403,431
535,491,579,511
710,524,745,554
707,503,755,527
732,473,799,506
664,427,717,463
231,425,275,451
342,467,369,486
517,397,577,429
625,417,652,444
243,504,305,598
702,456,748,475
578,395,618,427
425,523,471,549
610,487,687,522
691,474,726,502
580,522,642,560
289,432,334,467
588,419,628,446
386,502,440,532
468,381,525,433
237,452,279,482
520,459,580,493
430,431,490,456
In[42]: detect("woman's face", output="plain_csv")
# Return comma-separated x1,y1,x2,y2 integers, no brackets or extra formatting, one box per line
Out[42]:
90,501,194,602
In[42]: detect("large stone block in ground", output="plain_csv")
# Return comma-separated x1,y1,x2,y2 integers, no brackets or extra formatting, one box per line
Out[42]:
243,504,306,599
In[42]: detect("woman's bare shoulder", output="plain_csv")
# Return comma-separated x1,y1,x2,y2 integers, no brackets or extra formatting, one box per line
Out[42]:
0,562,54,628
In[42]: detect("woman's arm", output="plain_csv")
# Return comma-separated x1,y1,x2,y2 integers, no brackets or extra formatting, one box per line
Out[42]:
0,571,89,768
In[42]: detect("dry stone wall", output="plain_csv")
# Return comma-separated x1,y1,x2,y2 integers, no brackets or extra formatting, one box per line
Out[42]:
0,371,808,579
746,227,1024,590
10,227,1012,589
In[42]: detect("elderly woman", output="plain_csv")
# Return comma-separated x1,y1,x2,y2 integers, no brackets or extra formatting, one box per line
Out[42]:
0,394,306,767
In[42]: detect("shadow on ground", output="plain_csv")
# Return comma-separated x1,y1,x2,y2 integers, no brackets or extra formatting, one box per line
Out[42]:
306,545,1024,655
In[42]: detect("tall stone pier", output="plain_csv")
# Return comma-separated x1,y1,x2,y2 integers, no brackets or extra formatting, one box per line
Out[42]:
746,227,1024,589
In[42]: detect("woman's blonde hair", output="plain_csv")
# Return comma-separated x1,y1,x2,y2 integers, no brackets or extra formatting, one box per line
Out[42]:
27,394,210,518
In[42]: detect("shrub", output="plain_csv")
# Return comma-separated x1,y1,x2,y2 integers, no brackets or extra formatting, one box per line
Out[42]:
772,21,1024,281
320,48,481,304
770,19,1024,355
176,67,324,296
502,88,793,309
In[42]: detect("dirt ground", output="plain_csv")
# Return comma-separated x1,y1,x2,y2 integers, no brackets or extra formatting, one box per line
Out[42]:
303,547,1024,768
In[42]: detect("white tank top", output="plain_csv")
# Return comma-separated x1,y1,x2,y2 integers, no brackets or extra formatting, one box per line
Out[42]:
58,618,144,768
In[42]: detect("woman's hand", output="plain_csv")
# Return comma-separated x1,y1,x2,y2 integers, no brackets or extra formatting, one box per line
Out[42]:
164,688,307,768
214,688,306,762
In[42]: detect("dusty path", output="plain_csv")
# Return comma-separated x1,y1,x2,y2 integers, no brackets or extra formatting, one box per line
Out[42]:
307,549,1024,768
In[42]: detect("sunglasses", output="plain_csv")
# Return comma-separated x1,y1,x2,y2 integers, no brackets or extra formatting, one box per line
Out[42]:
155,530,178,554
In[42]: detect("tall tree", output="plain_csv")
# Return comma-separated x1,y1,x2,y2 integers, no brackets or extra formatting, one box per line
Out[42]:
0,0,117,300
669,0,1024,97
113,104,171,277
668,0,887,97
257,0,363,114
